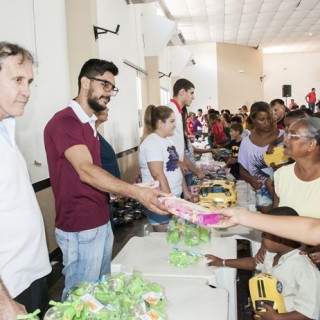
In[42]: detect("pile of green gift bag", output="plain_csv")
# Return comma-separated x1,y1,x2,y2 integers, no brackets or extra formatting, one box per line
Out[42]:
167,217,211,268
20,272,167,320
167,216,211,246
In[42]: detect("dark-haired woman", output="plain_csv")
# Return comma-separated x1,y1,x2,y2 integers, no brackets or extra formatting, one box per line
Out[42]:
238,101,284,213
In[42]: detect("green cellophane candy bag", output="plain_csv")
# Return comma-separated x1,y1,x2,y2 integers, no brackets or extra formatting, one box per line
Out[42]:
17,309,41,320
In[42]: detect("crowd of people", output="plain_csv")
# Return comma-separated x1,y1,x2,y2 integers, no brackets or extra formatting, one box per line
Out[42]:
1,40,320,320
157,96,320,318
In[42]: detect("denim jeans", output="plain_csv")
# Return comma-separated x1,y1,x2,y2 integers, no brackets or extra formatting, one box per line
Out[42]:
308,102,315,113
144,207,171,225
55,222,114,300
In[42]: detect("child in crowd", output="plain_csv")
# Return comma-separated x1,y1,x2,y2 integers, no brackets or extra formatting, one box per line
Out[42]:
231,115,250,137
186,112,195,137
225,123,243,179
207,113,230,148
205,206,320,319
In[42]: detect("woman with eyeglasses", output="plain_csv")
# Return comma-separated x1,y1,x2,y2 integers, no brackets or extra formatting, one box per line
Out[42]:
273,117,320,265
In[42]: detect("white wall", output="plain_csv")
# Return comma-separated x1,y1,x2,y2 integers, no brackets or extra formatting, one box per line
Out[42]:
263,52,320,106
0,0,71,183
96,0,146,153
181,43,218,112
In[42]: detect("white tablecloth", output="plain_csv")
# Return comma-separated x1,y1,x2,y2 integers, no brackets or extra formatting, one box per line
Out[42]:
145,276,228,320
235,179,256,211
112,233,237,320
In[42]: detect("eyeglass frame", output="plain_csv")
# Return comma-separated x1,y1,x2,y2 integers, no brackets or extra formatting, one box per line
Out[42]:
87,76,119,96
284,131,315,140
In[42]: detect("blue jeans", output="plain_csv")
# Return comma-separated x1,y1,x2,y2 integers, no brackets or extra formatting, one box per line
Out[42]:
143,192,182,225
308,102,315,113
255,187,273,207
55,222,114,300
184,173,193,187
144,207,171,225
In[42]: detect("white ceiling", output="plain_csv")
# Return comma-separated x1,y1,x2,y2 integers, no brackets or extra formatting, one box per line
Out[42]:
158,0,320,53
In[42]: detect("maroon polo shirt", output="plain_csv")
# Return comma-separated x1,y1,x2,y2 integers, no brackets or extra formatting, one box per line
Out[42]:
44,106,109,232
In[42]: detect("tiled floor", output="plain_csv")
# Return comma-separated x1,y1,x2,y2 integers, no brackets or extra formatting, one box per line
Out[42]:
47,217,253,319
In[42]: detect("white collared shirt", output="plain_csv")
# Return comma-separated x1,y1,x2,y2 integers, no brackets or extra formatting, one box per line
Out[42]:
0,117,15,146
69,100,97,137
0,117,51,297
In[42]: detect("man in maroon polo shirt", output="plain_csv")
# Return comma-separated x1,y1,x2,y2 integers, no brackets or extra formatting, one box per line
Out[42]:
44,59,169,300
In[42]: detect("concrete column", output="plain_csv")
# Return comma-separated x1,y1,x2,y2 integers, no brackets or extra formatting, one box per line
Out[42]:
145,56,161,107
65,0,99,97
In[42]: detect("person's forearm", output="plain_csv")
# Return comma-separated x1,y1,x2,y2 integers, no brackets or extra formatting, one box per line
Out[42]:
224,257,256,270
258,310,309,320
182,177,189,195
77,162,142,198
235,210,320,246
273,192,279,208
0,278,11,304
184,155,198,174
151,172,171,194
239,165,252,184
0,278,27,319
193,147,211,154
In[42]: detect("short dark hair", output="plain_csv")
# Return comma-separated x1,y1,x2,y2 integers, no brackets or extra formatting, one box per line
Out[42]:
241,105,248,112
173,78,195,97
266,206,300,248
231,115,242,124
78,59,119,93
267,206,298,217
230,123,243,134
312,112,320,119
222,113,231,124
303,108,314,116
0,41,35,71
197,108,203,113
208,113,220,122
270,98,285,107
285,109,305,122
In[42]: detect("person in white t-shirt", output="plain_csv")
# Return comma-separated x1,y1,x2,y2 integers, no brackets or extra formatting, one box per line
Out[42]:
0,42,51,318
140,105,192,231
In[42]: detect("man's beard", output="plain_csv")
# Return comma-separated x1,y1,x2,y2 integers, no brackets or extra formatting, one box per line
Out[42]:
87,88,109,113
88,97,105,113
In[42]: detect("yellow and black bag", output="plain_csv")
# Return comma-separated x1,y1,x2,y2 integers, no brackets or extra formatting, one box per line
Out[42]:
263,146,289,167
249,273,286,313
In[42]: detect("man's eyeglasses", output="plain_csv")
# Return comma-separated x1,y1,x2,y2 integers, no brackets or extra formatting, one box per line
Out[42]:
284,132,314,140
87,77,119,96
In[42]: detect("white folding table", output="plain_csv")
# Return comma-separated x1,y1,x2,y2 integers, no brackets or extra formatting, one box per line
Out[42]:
111,233,237,320
145,276,228,320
